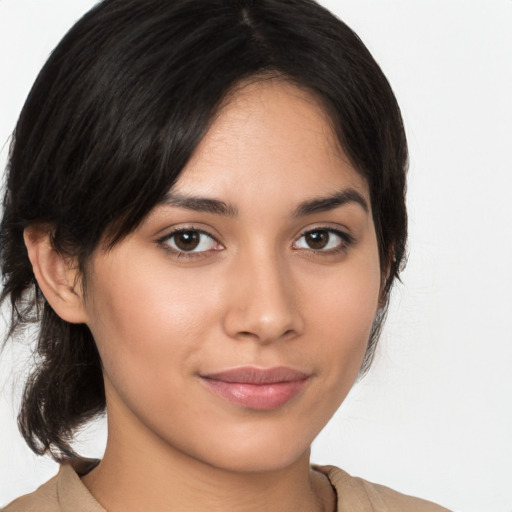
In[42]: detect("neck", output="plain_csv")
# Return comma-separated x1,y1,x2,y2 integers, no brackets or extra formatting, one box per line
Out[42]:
83,446,332,512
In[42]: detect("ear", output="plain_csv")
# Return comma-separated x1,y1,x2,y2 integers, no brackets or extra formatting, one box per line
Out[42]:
378,278,389,310
378,253,394,310
24,225,89,324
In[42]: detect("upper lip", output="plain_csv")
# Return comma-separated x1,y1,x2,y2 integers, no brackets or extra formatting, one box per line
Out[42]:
201,366,309,384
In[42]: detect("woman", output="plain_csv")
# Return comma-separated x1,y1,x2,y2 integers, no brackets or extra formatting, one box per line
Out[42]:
1,0,449,510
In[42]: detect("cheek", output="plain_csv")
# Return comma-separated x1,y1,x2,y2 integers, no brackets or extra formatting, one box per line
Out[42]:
300,255,381,378
84,258,222,388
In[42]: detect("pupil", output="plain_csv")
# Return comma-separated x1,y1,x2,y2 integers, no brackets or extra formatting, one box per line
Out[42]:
306,230,328,249
175,231,200,251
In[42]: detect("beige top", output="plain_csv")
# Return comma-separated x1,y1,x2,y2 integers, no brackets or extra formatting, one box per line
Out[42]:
3,459,451,511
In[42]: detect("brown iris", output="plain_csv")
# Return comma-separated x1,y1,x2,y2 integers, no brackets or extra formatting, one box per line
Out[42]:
174,231,201,251
305,230,330,249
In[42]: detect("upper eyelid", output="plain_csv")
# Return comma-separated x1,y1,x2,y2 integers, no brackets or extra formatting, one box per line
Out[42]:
167,227,214,237
296,225,354,241
157,225,220,243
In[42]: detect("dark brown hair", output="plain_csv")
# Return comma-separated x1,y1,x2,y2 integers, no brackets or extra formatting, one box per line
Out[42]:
0,0,407,460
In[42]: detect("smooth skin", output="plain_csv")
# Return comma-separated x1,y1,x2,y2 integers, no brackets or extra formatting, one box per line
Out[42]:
25,80,382,512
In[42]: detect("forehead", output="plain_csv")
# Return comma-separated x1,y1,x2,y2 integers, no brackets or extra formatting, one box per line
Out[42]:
172,79,370,208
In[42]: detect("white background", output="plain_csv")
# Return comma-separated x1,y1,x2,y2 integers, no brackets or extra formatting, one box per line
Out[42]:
1,1,511,511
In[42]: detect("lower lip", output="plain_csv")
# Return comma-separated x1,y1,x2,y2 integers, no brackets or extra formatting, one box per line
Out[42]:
201,378,308,410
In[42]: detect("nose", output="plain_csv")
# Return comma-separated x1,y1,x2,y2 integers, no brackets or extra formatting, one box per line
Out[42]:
222,250,304,344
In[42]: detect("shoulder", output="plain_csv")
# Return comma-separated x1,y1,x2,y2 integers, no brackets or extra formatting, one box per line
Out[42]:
2,460,104,512
316,465,451,512
2,473,59,512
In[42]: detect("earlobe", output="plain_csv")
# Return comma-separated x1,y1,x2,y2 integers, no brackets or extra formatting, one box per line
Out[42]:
23,225,88,324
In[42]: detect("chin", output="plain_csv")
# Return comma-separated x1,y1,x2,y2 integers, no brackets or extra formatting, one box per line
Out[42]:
176,421,317,474
201,442,311,474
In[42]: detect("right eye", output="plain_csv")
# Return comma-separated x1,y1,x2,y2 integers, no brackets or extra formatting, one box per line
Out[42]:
160,229,222,255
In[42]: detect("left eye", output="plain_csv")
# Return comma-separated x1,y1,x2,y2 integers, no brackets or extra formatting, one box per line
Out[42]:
163,230,218,253
293,229,347,251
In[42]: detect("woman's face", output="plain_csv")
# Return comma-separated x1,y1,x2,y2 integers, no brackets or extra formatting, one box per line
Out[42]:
82,80,382,472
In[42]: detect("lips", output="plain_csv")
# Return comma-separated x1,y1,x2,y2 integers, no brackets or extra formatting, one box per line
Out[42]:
200,367,310,410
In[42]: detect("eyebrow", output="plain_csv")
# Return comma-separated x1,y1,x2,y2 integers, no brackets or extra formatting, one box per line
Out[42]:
292,188,369,217
160,187,368,217
160,192,238,216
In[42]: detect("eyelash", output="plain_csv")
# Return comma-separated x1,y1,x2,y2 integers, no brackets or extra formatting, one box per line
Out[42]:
157,226,354,260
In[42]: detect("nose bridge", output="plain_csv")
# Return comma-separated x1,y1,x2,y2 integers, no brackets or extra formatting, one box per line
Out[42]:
223,243,302,343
